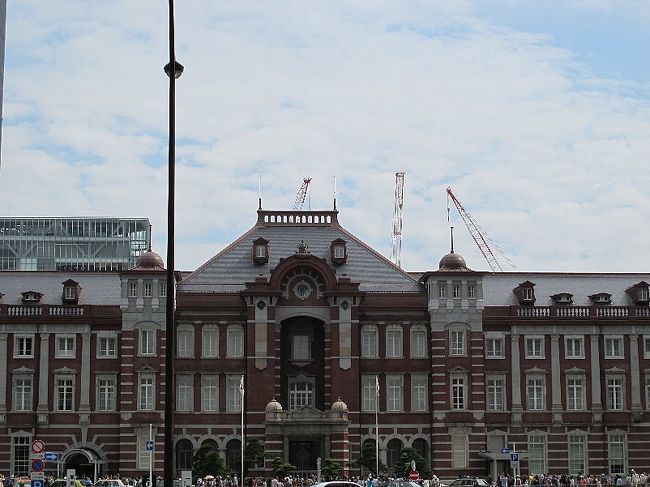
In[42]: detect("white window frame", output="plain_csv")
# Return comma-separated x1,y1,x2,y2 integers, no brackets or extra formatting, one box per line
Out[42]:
14,335,34,358
226,374,243,412
55,375,75,412
437,282,447,298
138,328,156,356
288,379,315,410
202,325,219,358
605,336,624,359
645,375,650,410
128,281,137,298
143,281,152,298
565,336,585,359
292,334,311,361
13,374,33,412
608,432,627,475
606,376,625,410
410,326,427,358
176,326,194,358
97,335,117,359
566,375,586,411
525,336,545,359
55,335,76,359
526,375,546,410
227,325,244,358
486,375,505,411
159,282,166,297
201,374,219,412
362,375,378,412
451,433,468,469
96,375,117,412
386,374,403,412
385,325,403,358
361,325,378,358
11,434,31,477
63,285,77,301
138,373,155,411
467,282,477,299
528,433,547,475
485,336,505,359
644,336,650,359
568,433,587,476
451,375,466,410
176,374,194,411
449,329,466,356
452,283,461,298
411,373,428,412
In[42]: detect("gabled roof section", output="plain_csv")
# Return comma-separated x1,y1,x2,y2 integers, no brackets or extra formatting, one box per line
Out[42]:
178,209,422,293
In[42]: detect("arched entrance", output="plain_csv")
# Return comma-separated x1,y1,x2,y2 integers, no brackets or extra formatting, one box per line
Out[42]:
63,449,100,481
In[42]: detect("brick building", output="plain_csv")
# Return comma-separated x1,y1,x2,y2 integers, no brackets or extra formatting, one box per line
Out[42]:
1,207,650,479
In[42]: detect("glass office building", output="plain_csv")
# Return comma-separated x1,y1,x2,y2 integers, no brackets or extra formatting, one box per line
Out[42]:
0,217,150,271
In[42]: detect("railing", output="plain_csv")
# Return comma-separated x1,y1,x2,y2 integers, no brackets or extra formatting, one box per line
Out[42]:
257,209,338,226
517,307,550,318
49,306,84,316
596,306,628,318
556,306,590,318
7,306,42,316
3,305,84,317
516,305,647,319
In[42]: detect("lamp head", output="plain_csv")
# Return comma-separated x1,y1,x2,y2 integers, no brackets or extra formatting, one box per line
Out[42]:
164,61,184,79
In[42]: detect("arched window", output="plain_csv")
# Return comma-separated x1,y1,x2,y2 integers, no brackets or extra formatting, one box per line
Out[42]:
201,439,218,451
176,439,193,470
226,439,241,471
412,438,428,462
386,438,403,469
361,439,377,474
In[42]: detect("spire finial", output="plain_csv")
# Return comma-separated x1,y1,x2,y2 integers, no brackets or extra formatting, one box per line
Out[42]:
258,173,262,210
148,223,153,251
450,226,455,254
333,174,337,210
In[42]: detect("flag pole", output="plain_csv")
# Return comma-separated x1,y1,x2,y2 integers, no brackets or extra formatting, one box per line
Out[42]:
375,375,380,477
240,375,245,486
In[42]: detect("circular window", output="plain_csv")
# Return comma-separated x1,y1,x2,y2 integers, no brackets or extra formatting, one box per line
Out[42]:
293,280,313,300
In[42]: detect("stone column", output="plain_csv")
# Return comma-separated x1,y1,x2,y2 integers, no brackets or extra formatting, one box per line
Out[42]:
511,335,523,422
339,301,352,370
37,333,50,424
550,335,563,422
0,333,8,423
254,299,268,370
590,335,602,422
630,335,642,418
79,333,92,423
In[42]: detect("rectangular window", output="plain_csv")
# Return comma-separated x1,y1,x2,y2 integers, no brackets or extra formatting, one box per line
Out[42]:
227,326,244,358
486,377,505,411
646,376,650,410
202,326,219,358
527,377,545,410
410,328,427,358
411,374,428,412
56,336,76,358
159,282,166,297
438,282,447,298
289,381,314,410
12,436,30,477
528,435,547,475
486,337,504,358
525,337,544,358
176,375,194,411
13,377,33,412
567,377,585,411
128,281,137,298
139,329,155,355
63,286,76,300
14,336,34,358
334,245,345,259
362,376,378,412
452,283,461,298
608,434,626,474
201,375,218,412
565,337,584,359
139,375,155,411
450,330,465,356
522,287,533,301
56,378,74,411
177,328,194,358
292,335,310,360
451,434,468,468
607,377,624,410
605,337,623,358
386,328,403,358
451,377,466,410
97,336,117,358
97,377,116,412
361,326,378,358
386,374,403,411
568,435,586,476
467,283,477,299
143,282,152,297
226,375,243,412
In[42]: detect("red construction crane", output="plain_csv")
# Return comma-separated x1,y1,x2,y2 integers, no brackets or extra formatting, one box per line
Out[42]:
446,186,516,272
293,177,312,210
390,172,405,267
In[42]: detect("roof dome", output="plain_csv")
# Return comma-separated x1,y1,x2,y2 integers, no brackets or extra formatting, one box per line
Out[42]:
438,251,467,271
265,398,283,413
331,397,348,412
134,250,165,270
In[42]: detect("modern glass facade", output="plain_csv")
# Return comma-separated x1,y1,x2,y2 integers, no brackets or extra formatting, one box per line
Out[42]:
0,217,150,271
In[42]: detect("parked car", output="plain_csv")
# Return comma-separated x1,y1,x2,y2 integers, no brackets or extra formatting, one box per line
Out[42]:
49,478,85,487
448,479,490,487
95,480,126,487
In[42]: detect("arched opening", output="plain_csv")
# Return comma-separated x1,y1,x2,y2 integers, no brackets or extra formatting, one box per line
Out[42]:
64,449,98,480
226,439,241,472
412,438,428,462
360,439,378,474
386,439,403,471
176,439,193,471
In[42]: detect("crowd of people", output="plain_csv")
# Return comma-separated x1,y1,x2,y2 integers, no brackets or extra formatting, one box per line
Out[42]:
493,471,649,487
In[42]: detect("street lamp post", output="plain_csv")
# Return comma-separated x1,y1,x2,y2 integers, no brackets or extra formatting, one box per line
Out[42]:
164,1,183,487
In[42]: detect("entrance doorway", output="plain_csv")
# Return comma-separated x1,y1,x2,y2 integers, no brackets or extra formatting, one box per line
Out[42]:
289,440,320,472
66,453,94,479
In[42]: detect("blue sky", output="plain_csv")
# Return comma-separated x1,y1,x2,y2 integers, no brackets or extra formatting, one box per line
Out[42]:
1,1,649,272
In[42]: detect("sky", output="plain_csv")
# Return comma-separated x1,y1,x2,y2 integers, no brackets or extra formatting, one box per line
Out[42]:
1,0,649,273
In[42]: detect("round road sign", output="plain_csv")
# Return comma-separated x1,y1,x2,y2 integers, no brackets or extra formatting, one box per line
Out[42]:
409,471,419,481
31,439,45,454
32,458,45,472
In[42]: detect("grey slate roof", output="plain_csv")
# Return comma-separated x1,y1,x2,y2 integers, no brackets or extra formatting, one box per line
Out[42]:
178,212,421,294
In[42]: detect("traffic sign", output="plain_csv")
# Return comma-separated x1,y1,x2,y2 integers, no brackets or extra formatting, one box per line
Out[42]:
409,471,419,481
32,458,45,472
501,448,510,454
145,440,154,451
45,452,60,462
31,473,45,481
31,439,45,454
32,480,44,487
510,453,520,465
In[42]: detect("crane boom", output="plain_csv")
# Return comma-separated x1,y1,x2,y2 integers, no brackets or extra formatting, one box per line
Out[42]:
293,177,312,210
390,172,405,267
446,186,515,272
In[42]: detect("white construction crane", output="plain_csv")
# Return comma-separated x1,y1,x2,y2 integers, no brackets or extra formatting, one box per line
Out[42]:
293,177,312,210
390,172,405,267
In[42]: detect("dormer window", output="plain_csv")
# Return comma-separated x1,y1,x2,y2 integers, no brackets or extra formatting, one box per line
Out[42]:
589,293,612,305
626,281,650,305
62,279,81,304
513,281,535,305
21,291,43,304
330,238,347,264
551,293,573,305
253,237,269,264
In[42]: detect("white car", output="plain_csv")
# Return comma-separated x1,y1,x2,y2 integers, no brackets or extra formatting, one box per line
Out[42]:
95,480,127,487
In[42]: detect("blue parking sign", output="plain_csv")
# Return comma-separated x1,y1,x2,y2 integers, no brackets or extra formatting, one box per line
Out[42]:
510,453,519,463
33,480,45,487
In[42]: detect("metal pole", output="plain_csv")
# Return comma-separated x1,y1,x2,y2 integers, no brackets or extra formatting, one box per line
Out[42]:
150,424,153,487
164,1,178,487
375,375,379,477
241,375,245,487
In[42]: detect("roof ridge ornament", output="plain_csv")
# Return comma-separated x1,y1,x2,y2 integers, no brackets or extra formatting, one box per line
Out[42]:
296,240,310,254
